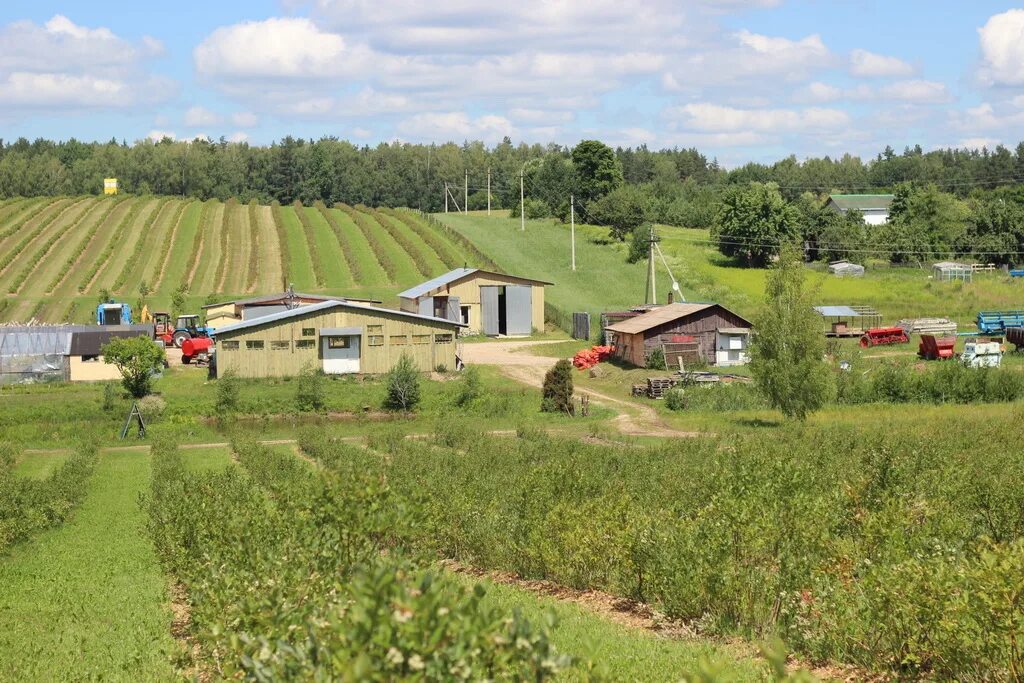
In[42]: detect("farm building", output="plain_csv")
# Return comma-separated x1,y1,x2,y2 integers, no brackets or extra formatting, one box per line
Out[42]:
0,324,155,384
932,261,973,282
398,268,550,336
68,325,157,381
815,305,882,336
203,291,381,329
826,194,894,225
827,260,865,277
604,302,752,368
212,300,465,378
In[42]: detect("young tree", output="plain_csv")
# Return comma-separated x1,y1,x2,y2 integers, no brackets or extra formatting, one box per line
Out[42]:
591,185,652,241
571,140,623,205
384,354,421,411
295,363,326,412
215,370,240,416
713,183,800,266
541,359,574,415
455,365,482,406
102,336,166,398
170,284,187,319
749,244,833,420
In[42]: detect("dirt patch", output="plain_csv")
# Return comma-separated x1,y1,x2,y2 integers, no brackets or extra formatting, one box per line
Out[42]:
169,581,210,682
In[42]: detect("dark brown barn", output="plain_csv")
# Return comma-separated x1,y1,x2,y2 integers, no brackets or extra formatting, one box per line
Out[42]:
604,302,752,368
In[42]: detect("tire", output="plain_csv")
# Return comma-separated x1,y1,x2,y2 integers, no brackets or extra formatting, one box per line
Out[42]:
173,332,190,348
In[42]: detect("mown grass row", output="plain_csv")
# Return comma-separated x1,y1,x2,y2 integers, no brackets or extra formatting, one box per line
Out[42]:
303,415,1024,681
149,199,188,289
292,200,326,287
7,198,102,294
384,208,464,269
420,211,500,271
0,198,82,278
78,197,145,293
184,200,215,291
213,198,237,292
0,198,49,242
360,205,432,277
246,200,260,292
269,200,290,289
337,203,399,282
145,440,566,680
45,195,127,294
111,197,173,292
316,200,362,282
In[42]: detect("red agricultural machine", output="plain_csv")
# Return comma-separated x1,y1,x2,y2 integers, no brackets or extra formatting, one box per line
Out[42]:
180,337,213,365
859,327,909,348
918,334,956,360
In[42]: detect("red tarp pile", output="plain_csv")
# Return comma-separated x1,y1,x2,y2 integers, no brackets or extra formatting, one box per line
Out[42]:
573,345,614,370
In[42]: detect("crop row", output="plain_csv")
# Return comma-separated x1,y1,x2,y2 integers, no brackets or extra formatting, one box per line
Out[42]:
291,200,326,287
246,200,259,292
315,201,363,282
184,200,215,291
360,205,432,277
383,208,463,269
8,198,102,294
0,198,48,242
145,440,564,680
111,197,174,293
78,198,145,292
0,442,96,555
150,200,189,289
213,198,236,292
306,417,1024,680
418,211,500,271
336,203,398,282
45,196,127,294
269,201,290,289
0,198,82,277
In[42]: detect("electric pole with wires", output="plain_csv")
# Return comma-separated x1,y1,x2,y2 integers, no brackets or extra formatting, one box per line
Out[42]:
645,224,659,304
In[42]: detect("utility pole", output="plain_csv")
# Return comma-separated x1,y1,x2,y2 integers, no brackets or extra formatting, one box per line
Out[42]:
444,182,448,213
464,169,468,215
486,167,491,216
645,225,659,304
520,167,525,231
570,194,576,271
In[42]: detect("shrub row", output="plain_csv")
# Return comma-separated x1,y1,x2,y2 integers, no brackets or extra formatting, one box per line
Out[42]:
291,200,326,287
183,200,215,291
246,200,259,291
213,198,237,291
419,211,500,271
150,199,188,289
383,208,463,269
110,197,173,292
269,200,290,289
334,418,1024,680
336,203,399,282
0,197,81,277
8,198,106,294
0,197,46,241
45,195,126,293
78,197,145,292
0,442,97,554
314,200,362,282
362,205,432,277
145,440,567,680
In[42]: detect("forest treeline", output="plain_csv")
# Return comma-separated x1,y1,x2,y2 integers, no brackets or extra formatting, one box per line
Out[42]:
2,134,1024,264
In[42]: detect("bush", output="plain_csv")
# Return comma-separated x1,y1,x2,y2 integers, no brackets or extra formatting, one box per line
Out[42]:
646,347,667,370
295,363,326,412
541,359,574,414
455,366,482,406
384,354,421,412
102,336,165,398
664,387,687,411
137,394,166,420
215,371,240,416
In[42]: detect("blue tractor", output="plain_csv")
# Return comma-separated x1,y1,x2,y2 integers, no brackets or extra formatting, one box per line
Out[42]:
96,302,132,325
170,314,212,348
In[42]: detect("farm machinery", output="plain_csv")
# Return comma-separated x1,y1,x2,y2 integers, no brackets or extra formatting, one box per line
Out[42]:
961,339,1004,368
975,311,1024,335
96,302,132,325
859,326,909,348
1007,327,1024,352
141,309,213,351
918,335,956,360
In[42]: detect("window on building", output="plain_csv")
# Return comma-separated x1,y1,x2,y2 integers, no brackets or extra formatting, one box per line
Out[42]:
460,305,470,325
81,355,99,362
412,334,430,344
221,340,239,350
271,341,290,351
367,324,383,334
296,339,315,349
368,335,384,347
246,340,264,350
435,333,453,344
301,328,315,337
390,335,408,345
327,336,351,349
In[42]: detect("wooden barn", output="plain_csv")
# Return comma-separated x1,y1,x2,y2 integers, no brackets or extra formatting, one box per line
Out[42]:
203,291,381,329
604,302,752,368
398,268,550,336
212,300,465,378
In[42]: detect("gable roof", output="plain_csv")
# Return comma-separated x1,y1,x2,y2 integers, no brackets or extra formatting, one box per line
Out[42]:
398,268,554,300
201,292,381,310
828,194,894,211
604,302,751,335
211,300,465,337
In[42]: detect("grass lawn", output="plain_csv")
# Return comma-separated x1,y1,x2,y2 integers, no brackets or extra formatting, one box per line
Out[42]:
359,209,424,285
11,451,70,479
304,206,353,288
253,204,284,292
179,445,235,473
279,205,317,291
0,449,177,681
325,208,390,287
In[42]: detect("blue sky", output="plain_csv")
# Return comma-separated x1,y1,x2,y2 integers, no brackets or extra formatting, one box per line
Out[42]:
3,1,1024,165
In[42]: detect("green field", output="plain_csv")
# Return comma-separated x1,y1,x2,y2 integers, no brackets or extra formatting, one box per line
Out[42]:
0,198,475,324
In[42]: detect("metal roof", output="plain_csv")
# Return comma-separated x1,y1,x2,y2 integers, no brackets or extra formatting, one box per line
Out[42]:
212,300,465,337
69,325,155,356
605,303,750,335
814,305,860,317
398,268,553,300
201,292,382,309
828,194,894,211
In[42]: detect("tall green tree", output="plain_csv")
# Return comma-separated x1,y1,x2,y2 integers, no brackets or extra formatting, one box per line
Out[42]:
749,244,832,420
102,336,165,398
713,183,800,266
571,140,622,205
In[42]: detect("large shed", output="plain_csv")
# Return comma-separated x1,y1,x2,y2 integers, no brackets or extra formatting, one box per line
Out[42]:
212,300,465,378
203,291,381,329
604,302,753,368
68,325,156,381
398,268,551,336
826,194,894,225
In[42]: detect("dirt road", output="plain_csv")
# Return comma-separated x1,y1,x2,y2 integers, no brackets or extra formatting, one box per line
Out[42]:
462,341,699,438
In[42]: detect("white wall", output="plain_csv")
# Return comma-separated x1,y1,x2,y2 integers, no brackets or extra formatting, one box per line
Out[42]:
862,210,889,225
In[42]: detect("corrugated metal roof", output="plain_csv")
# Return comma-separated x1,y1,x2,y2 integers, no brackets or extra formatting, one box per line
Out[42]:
69,325,155,356
398,268,478,299
212,300,465,337
828,194,894,211
814,305,861,317
201,292,382,309
605,303,740,334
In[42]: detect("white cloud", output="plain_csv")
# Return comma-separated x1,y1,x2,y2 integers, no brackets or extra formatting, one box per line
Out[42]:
795,82,843,103
509,108,574,124
876,80,950,103
226,131,249,143
978,9,1024,85
950,102,1024,131
184,105,223,127
147,130,176,141
231,111,259,127
793,79,950,104
666,102,850,133
397,112,516,143
849,49,914,77
958,137,999,149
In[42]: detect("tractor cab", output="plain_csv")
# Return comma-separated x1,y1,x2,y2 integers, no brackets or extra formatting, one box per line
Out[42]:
172,314,211,348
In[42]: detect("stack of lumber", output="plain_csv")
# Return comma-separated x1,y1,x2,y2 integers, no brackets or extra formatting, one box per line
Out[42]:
646,377,678,399
898,317,957,336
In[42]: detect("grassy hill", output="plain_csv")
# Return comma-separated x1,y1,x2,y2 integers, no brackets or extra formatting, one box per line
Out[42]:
0,198,476,324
